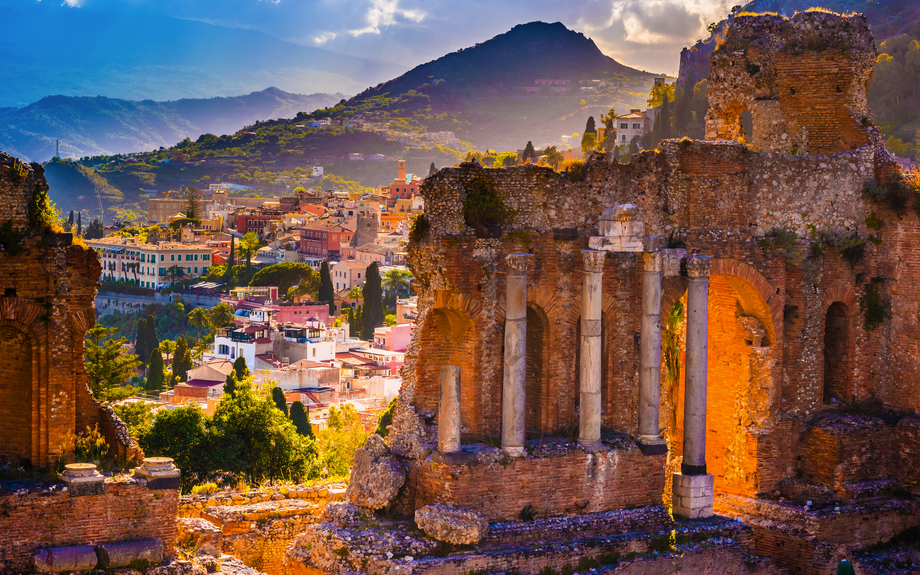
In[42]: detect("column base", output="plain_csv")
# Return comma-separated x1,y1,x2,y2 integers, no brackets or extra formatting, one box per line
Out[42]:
636,436,668,456
431,449,477,465
502,446,525,457
672,473,714,519
577,439,607,452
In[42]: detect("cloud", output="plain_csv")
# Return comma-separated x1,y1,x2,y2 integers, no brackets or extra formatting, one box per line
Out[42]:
313,31,337,45
62,0,83,6
349,0,426,37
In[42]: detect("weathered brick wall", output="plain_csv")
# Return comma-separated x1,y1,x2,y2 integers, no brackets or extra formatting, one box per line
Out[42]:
0,479,178,573
799,414,891,491
0,153,104,467
401,442,665,521
705,11,876,157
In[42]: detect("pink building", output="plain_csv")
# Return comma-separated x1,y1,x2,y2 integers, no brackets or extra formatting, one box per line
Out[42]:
276,302,331,324
373,323,414,352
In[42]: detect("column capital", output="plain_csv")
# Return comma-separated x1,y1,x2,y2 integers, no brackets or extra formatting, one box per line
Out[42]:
687,255,712,278
642,251,664,273
505,253,533,276
581,250,606,273
660,248,688,278
642,236,661,253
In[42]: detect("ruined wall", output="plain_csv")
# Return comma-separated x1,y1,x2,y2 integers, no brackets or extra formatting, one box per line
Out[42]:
705,11,876,157
0,478,179,573
0,154,103,467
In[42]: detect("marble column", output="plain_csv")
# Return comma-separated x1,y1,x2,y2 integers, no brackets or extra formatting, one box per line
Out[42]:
673,254,714,519
438,366,461,454
637,249,668,455
579,250,605,448
502,253,533,456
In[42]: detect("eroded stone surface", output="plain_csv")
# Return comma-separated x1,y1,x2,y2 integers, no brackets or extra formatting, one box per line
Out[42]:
346,435,406,510
414,504,490,545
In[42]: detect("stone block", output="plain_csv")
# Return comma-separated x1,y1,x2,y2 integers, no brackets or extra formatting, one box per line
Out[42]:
415,504,490,545
346,435,406,510
134,457,181,491
59,463,105,497
672,473,714,519
33,545,98,573
95,538,164,569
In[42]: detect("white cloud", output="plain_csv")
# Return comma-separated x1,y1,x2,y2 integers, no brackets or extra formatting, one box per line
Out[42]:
62,0,83,6
349,0,426,37
314,31,337,45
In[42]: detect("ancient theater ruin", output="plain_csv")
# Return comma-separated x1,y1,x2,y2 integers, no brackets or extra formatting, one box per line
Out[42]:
292,10,920,575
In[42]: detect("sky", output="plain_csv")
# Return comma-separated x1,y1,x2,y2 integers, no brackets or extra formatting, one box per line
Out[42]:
45,0,739,75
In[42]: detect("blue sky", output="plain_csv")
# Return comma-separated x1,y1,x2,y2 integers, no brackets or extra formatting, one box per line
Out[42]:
47,0,737,74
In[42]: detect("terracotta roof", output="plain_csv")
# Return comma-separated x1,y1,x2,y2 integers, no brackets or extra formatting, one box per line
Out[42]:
335,260,371,270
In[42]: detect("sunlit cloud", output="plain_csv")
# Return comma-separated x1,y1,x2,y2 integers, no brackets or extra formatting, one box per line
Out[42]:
314,31,337,45
349,0,426,37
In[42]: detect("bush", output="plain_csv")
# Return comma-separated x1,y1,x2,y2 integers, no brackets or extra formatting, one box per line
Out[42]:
462,176,513,232
862,177,909,216
562,159,587,182
375,396,397,437
190,482,219,494
860,277,891,332
408,213,429,243
316,404,367,478
760,227,801,263
74,425,109,463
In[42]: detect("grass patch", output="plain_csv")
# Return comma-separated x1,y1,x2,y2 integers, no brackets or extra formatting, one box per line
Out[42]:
760,227,801,263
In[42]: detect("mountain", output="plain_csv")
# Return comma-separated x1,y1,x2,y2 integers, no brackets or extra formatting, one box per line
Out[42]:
0,89,345,163
360,21,650,99
0,4,406,109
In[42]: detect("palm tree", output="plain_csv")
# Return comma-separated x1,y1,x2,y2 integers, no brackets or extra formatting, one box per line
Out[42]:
238,232,262,282
166,264,185,286
159,340,176,363
347,285,364,300
188,307,209,342
382,269,412,298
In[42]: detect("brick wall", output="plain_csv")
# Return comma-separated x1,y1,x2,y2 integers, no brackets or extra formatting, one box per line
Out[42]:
0,479,178,573
402,442,665,521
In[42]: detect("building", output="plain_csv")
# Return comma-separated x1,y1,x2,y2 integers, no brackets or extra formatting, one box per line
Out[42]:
275,301,331,324
615,109,651,145
87,237,215,288
299,221,354,259
372,323,413,352
204,324,274,368
148,192,277,223
534,79,571,86
331,260,371,291
386,160,422,199
237,211,284,235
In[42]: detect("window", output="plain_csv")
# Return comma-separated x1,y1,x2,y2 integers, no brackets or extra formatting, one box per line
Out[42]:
312,348,317,358
194,254,199,261
187,267,192,273
633,123,641,130
620,123,628,129
201,267,208,275
171,254,175,261
160,254,165,261
194,267,198,274
219,344,230,355
203,254,209,261
621,135,627,142
358,273,361,278
159,267,166,275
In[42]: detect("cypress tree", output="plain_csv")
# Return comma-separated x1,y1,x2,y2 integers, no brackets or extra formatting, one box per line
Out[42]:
522,141,535,162
289,401,313,437
135,318,149,366
362,262,384,340
232,355,249,378
318,261,335,315
146,314,160,356
68,211,74,227
272,387,288,416
145,349,166,392
428,162,437,176
172,335,192,383
226,236,236,276
660,94,672,140
584,116,596,135
353,305,363,338
77,212,82,236
224,372,238,398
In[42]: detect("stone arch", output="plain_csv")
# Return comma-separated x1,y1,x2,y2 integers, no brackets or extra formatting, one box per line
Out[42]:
416,298,482,434
661,261,779,497
822,301,852,403
0,318,39,465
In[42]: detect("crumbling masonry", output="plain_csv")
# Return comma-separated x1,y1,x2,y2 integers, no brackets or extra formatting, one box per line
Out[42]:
365,10,920,575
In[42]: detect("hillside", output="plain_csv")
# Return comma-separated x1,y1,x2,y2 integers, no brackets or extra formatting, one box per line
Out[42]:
0,3,405,108
42,22,663,220
0,89,344,163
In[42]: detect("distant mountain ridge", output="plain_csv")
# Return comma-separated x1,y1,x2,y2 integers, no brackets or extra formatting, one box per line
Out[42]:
360,21,655,100
0,89,344,163
0,4,405,108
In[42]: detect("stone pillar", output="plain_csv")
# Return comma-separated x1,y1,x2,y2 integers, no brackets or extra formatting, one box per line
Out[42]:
579,250,605,448
438,366,461,454
637,244,667,455
673,254,714,519
59,463,105,497
502,253,533,456
134,457,181,490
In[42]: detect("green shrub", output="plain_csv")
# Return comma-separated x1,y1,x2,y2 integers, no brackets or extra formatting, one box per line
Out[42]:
462,176,513,231
860,277,890,332
191,482,220,494
865,211,884,230
408,213,429,243
862,177,909,216
375,396,397,437
760,227,801,263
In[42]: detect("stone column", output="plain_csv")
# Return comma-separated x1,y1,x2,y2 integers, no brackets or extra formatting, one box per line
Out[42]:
438,366,461,454
502,253,533,456
59,463,105,497
134,457,181,490
637,247,667,455
579,250,605,448
673,254,714,519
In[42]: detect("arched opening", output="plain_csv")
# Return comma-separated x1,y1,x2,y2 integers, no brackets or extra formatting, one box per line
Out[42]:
823,302,850,403
0,326,33,465
665,272,777,498
740,110,755,144
417,308,480,434
525,305,550,437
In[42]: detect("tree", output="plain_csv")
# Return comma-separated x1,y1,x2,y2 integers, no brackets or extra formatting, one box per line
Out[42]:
600,107,618,131
382,268,412,298
145,349,166,392
85,219,104,239
226,236,236,273
251,262,319,299
584,116,597,135
187,307,209,343
67,210,74,228
542,145,564,169
238,232,261,282
137,405,209,491
233,356,249,378
272,387,288,416
77,212,82,236
647,81,675,108
659,94,672,141
428,162,437,176
172,335,193,383
522,141,536,163
316,403,366,477
85,324,141,402
289,401,313,437
375,396,397,437
184,187,200,219
318,261,335,315
353,305,363,338
135,317,150,366
159,339,176,363
362,262,384,340
347,285,363,300
209,302,236,331
581,132,597,157
144,314,160,361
